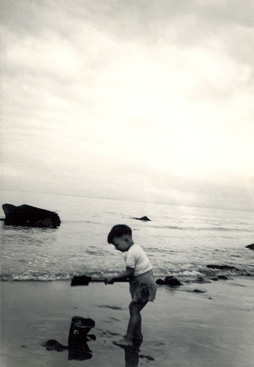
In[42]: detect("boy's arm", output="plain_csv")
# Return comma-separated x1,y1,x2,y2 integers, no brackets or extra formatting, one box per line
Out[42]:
106,266,134,284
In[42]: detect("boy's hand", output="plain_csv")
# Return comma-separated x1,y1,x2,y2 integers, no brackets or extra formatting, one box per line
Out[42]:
105,277,115,284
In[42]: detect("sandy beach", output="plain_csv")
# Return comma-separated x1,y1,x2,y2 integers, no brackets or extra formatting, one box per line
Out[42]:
1,277,254,367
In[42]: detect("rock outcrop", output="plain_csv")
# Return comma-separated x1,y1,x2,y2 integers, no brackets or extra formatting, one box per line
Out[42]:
2,203,61,228
246,243,254,250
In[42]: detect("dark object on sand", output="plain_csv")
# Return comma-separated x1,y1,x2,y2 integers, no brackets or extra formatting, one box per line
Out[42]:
68,316,95,360
193,289,206,293
42,339,68,352
133,216,151,221
71,275,128,286
43,316,95,361
207,264,239,271
246,243,254,250
2,203,61,228
156,276,183,287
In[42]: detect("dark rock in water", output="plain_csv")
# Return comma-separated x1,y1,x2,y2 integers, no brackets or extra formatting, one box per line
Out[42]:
156,278,164,285
246,243,254,250
211,277,219,281
218,275,228,280
42,339,68,352
133,216,151,222
156,276,182,287
196,276,205,282
195,276,211,284
207,264,239,271
164,276,183,286
210,275,229,281
2,204,61,228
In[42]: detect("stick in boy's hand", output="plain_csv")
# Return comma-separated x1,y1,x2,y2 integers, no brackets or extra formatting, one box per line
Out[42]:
104,277,115,284
70,275,127,286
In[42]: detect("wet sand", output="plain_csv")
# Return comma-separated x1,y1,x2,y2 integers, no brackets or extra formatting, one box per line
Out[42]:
0,277,254,367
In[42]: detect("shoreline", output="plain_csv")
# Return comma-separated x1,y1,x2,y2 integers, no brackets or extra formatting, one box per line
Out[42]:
1,277,254,367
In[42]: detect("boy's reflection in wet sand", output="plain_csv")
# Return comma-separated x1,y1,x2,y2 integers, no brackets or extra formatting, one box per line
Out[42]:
123,339,143,367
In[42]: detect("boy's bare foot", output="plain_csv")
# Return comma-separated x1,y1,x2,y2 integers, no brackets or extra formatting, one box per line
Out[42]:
113,338,133,347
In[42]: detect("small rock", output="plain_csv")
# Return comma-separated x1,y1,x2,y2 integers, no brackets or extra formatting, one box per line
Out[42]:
133,216,151,221
210,277,219,281
156,276,182,287
155,278,164,285
193,289,206,293
218,275,228,280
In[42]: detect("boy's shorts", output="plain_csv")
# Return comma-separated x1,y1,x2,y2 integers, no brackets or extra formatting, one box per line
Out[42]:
129,270,157,303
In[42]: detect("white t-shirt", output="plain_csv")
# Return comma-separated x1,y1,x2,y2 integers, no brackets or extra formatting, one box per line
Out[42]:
124,244,152,276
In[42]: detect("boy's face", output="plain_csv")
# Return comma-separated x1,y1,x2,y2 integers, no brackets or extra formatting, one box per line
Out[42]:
112,235,132,252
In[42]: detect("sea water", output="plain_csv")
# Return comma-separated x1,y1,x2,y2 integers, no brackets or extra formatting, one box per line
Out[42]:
1,190,253,282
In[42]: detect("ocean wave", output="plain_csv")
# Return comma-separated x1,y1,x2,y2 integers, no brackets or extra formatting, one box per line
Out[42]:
1,266,253,282
0,269,120,282
149,225,253,232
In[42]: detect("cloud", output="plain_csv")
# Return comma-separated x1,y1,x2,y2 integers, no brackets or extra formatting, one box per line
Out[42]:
1,0,254,210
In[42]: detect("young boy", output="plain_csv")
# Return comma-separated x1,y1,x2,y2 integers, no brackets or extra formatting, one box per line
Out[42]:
106,224,157,347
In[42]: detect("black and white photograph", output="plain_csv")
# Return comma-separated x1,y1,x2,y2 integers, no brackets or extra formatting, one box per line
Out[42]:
1,1,254,366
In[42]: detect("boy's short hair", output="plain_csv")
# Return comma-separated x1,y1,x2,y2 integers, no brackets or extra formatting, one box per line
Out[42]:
107,224,132,244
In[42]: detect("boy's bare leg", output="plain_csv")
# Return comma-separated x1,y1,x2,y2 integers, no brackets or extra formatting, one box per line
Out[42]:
113,301,147,347
134,318,143,340
125,301,147,342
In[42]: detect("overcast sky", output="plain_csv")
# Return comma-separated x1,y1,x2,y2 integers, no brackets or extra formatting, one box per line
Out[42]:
1,0,254,211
